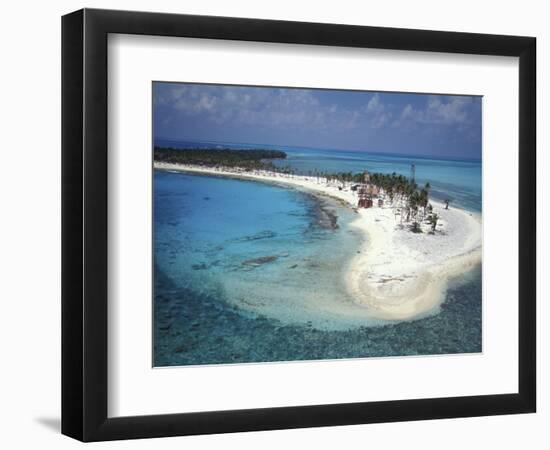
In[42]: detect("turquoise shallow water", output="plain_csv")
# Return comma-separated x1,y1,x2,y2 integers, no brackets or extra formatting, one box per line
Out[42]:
153,169,482,367
270,147,482,213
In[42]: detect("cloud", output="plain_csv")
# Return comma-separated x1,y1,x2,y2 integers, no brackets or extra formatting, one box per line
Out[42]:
363,94,392,128
156,84,389,133
156,84,329,129
155,84,477,140
366,94,382,112
395,95,474,127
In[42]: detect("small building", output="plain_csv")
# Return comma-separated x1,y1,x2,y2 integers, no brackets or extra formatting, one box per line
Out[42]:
366,185,380,196
357,186,373,208
363,171,371,184
356,171,379,209
358,198,373,208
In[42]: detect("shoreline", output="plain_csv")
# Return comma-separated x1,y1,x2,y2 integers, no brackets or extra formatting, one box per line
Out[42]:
154,161,482,322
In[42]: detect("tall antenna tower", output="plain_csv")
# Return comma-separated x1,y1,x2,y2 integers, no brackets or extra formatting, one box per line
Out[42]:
410,163,416,184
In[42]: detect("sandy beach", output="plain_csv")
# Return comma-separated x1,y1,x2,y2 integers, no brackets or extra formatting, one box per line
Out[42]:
154,161,482,323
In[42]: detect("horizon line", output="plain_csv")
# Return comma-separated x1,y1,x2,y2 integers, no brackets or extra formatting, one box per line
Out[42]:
154,136,482,163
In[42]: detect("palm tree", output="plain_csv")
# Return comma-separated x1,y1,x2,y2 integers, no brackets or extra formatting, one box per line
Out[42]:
419,188,429,219
430,213,439,232
410,220,422,233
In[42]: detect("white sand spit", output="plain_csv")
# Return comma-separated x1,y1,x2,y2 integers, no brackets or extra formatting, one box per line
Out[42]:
155,162,482,323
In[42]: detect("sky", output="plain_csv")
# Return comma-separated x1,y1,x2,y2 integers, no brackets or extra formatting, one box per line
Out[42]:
153,82,482,160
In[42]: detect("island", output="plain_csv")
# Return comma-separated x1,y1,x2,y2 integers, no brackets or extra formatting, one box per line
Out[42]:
154,147,482,322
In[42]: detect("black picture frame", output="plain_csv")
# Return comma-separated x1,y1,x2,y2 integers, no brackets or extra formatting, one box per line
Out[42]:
62,8,536,442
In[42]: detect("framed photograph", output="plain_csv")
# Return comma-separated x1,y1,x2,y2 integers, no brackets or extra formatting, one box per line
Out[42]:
62,8,536,441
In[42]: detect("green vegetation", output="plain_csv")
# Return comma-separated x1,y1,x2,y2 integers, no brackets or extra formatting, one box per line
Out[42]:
155,148,440,234
154,147,287,171
316,172,437,233
428,213,439,233
410,221,422,233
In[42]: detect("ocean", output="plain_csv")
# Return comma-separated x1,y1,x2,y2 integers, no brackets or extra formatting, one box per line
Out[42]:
155,138,482,212
153,139,482,367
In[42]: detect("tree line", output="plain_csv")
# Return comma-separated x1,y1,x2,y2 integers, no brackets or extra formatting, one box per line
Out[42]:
155,147,446,233
323,171,442,233
154,147,287,170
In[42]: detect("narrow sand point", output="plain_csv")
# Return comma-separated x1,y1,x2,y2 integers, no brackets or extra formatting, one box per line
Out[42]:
155,162,482,324
345,201,481,320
